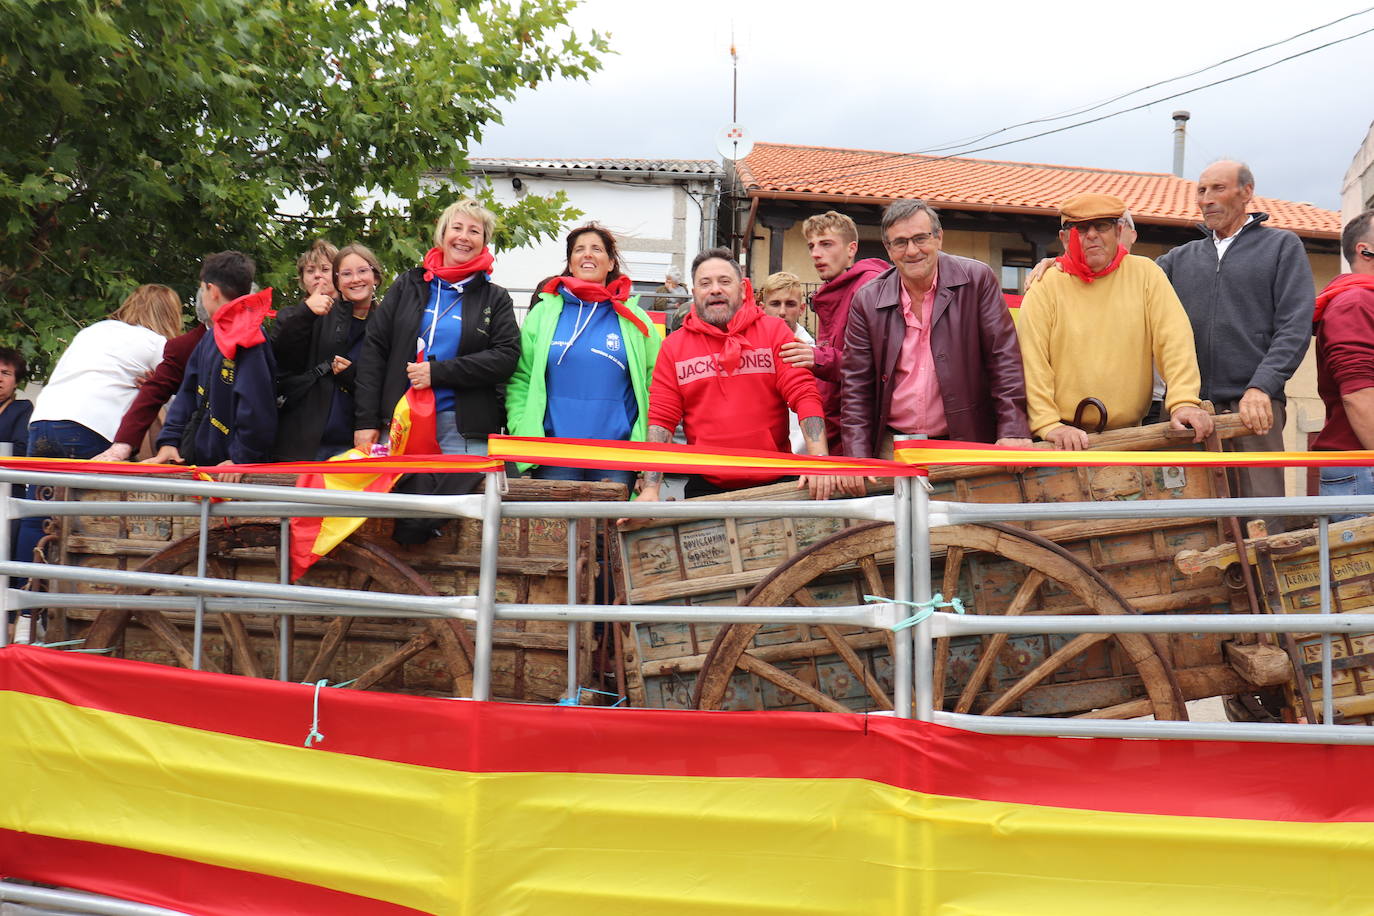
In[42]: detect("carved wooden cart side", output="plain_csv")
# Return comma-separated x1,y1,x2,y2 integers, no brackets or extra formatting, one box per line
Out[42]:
41,477,623,701
616,415,1268,720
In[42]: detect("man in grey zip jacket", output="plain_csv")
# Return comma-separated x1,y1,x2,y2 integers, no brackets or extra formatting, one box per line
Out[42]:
1157,160,1314,531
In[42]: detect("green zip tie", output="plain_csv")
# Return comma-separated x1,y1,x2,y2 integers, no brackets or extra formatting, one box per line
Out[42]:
864,592,966,631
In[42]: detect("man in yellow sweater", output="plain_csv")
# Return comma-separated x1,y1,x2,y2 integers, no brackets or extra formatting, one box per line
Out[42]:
1018,193,1214,450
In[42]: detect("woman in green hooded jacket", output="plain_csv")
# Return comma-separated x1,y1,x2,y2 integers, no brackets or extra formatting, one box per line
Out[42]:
506,224,660,489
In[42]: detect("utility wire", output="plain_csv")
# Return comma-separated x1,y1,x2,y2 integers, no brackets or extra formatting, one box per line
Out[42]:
917,6,1374,154
757,14,1374,189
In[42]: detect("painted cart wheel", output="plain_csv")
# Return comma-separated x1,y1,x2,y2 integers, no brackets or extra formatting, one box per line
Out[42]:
692,521,1186,720
81,522,474,694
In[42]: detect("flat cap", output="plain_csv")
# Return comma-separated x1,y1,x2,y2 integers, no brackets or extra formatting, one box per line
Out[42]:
1059,193,1126,223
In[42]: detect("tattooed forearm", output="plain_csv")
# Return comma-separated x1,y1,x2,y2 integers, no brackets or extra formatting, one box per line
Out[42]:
800,416,828,454
642,425,672,488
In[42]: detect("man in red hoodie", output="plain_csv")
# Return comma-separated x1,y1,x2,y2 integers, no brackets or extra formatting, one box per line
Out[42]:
1314,209,1374,507
780,211,887,443
640,248,861,501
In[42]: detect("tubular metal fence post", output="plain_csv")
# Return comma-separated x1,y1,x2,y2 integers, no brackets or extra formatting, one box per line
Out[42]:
192,497,209,670
472,471,503,701
1320,516,1334,726
566,518,578,702
892,476,913,718
912,475,934,721
0,442,11,649
278,516,291,681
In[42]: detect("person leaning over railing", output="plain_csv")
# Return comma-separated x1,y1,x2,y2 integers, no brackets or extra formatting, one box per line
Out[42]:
505,223,659,490
271,243,383,461
638,248,864,502
352,199,519,460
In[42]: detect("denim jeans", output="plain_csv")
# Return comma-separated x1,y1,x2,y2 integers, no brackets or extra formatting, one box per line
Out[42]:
1319,466,1374,523
15,421,112,583
435,411,488,456
532,462,636,491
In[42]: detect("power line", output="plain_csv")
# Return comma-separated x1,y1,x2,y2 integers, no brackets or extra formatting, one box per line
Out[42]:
756,12,1374,189
916,6,1374,154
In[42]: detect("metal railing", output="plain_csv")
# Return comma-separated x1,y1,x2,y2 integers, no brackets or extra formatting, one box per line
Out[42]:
3,450,1374,743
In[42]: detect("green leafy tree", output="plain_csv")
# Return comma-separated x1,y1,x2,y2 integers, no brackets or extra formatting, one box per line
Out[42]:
0,0,605,376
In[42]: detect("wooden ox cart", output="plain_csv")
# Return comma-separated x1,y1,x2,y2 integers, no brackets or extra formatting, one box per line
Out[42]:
32,476,625,703
614,413,1291,721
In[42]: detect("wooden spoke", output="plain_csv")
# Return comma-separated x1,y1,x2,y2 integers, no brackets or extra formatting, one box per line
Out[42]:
303,617,354,684
349,630,436,690
953,569,1045,714
980,632,1110,717
856,556,895,657
736,652,850,713
931,547,965,711
817,624,893,711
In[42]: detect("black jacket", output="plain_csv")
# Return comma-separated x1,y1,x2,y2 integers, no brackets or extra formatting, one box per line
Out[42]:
353,268,519,437
270,297,363,460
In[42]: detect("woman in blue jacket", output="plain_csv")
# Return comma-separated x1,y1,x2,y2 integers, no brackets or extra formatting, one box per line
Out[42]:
506,224,660,490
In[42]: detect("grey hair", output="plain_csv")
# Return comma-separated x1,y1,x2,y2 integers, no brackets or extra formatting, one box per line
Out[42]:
666,265,683,283
881,199,943,240
1120,209,1135,231
690,247,743,281
1209,159,1254,190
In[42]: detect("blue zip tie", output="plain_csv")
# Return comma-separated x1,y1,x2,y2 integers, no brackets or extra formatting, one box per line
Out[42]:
557,687,627,707
304,678,328,748
864,592,966,631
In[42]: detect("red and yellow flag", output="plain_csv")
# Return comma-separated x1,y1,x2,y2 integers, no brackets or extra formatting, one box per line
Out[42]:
288,379,450,581
4,644,1374,915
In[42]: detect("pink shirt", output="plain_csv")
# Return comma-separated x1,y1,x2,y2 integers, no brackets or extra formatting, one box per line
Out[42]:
885,272,948,437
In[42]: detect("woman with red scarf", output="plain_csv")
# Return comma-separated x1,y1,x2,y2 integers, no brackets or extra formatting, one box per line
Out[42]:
352,199,519,459
505,224,659,489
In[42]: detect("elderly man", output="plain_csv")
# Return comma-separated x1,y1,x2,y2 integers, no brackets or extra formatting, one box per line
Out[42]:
1158,161,1313,521
1313,210,1374,504
640,248,859,501
1018,193,1212,449
782,211,887,443
840,199,1031,457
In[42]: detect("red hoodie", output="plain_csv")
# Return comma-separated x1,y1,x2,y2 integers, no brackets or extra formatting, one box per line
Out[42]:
1313,273,1374,450
811,258,888,440
649,301,824,488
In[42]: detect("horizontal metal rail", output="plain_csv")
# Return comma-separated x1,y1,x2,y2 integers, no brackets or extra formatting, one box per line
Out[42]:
494,601,896,628
934,493,1374,525
931,612,1374,637
502,495,894,522
0,562,477,620
12,591,401,618
934,711,1374,745
0,880,188,915
16,499,457,519
0,469,484,518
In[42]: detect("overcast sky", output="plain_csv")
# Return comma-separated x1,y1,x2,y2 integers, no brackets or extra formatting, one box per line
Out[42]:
473,0,1374,211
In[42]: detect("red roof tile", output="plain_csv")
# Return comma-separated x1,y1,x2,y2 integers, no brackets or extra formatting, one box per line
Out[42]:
737,142,1339,239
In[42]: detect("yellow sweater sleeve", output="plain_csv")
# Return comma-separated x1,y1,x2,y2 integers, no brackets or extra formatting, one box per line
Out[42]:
1145,265,1203,414
1017,283,1065,438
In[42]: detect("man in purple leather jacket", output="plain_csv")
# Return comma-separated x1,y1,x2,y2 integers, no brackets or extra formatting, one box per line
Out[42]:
779,210,887,445
840,199,1031,458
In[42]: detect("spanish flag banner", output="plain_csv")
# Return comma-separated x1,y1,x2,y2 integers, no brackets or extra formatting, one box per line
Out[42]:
894,437,1374,469
487,435,922,477
3,645,1373,915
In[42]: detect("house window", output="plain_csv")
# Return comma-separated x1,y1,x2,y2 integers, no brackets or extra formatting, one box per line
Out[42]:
1001,253,1035,294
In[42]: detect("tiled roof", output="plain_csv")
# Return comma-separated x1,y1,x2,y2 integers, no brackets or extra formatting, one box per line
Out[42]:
470,157,722,176
737,143,1339,238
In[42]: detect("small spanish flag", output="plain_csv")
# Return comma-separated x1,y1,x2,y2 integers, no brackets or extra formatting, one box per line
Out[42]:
288,352,442,581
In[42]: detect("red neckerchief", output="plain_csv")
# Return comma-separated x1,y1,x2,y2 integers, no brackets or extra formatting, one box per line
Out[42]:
1314,273,1374,323
682,285,760,375
213,288,275,360
542,274,650,337
421,246,494,284
1056,228,1128,283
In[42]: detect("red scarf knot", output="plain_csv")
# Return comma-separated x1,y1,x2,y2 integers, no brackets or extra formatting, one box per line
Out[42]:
213,288,275,360
422,246,495,285
543,274,650,337
1055,229,1127,284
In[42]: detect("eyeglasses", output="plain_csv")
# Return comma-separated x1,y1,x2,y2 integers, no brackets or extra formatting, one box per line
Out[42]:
338,269,375,281
885,233,939,251
1062,219,1119,235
